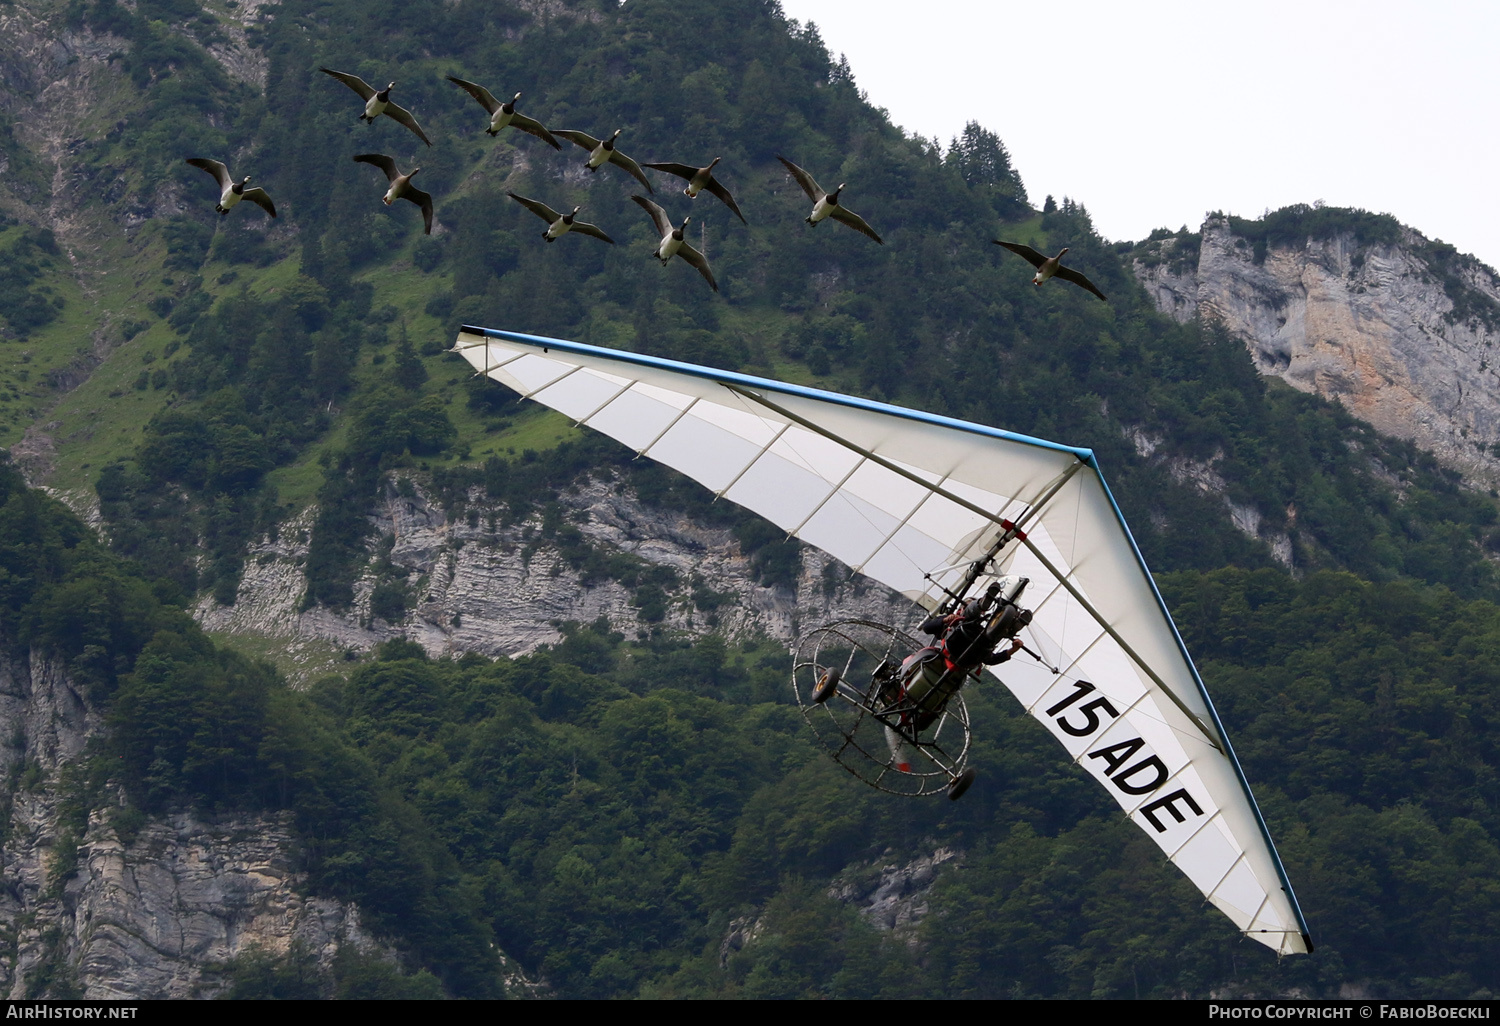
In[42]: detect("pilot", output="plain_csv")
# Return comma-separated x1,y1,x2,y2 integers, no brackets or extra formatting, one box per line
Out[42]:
877,578,1032,774
920,582,1025,669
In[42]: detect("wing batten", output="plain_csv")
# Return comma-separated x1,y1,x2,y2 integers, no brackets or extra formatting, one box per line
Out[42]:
1207,852,1247,902
1246,892,1273,937
788,456,869,536
453,325,1314,954
574,377,639,427
1086,456,1315,953
718,421,792,497
1167,807,1225,860
637,396,702,456
1050,629,1107,685
519,359,585,399
459,339,530,379
1014,531,1223,751
727,383,1020,535
854,477,948,575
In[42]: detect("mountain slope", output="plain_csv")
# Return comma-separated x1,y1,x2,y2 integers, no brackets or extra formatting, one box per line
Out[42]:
0,0,1499,1001
0,0,1494,634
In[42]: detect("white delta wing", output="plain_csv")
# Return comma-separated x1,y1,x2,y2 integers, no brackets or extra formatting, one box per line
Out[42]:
453,325,1313,955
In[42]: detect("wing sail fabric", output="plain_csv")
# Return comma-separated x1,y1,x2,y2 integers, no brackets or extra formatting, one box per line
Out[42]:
454,326,1313,955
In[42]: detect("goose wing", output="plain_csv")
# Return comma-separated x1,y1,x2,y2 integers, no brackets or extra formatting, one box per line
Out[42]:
993,240,1048,269
570,220,616,245
776,155,823,201
554,129,603,152
353,153,401,182
830,204,883,244
507,192,562,224
383,101,432,146
508,112,561,149
641,161,698,181
642,163,747,223
631,194,672,238
185,157,232,189
702,176,747,224
447,76,501,114
402,186,433,235
607,149,654,193
1054,265,1108,302
241,187,277,218
676,241,718,292
320,67,376,101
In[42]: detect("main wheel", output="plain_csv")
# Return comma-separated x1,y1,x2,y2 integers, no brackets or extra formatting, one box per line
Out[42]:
947,768,976,801
792,619,972,798
811,667,841,704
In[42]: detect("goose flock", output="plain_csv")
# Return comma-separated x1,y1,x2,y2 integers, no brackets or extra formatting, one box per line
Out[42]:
185,68,1108,301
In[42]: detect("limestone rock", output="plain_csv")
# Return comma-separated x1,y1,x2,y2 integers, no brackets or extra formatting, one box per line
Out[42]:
828,846,962,936
718,914,765,968
204,0,273,89
0,644,370,998
1133,215,1500,487
196,474,915,677
10,810,374,1000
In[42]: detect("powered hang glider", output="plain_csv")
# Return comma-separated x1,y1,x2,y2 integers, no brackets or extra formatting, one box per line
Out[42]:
452,325,1314,956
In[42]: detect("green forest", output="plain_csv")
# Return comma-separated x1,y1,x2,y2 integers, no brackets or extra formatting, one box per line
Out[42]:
5,460,1499,997
1,0,1498,1001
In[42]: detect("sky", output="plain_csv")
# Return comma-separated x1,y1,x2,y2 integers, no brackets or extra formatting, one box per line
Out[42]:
776,0,1500,270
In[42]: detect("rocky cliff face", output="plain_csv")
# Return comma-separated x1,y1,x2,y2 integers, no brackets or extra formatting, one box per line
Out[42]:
0,3,126,228
720,846,961,967
0,647,383,999
196,472,915,677
0,0,272,227
829,846,961,935
1,469,926,997
1133,215,1500,486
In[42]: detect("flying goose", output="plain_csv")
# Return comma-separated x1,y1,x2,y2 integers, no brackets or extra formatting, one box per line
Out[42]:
320,68,432,146
993,241,1108,302
446,78,561,148
185,158,276,217
507,192,614,245
640,157,746,224
553,129,654,193
775,155,882,244
632,195,717,292
353,154,433,234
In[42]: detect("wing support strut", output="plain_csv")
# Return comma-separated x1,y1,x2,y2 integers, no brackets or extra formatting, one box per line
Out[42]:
1011,460,1086,534
723,382,1223,752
